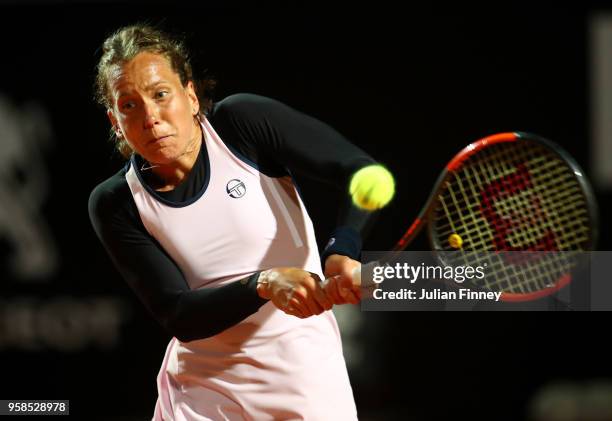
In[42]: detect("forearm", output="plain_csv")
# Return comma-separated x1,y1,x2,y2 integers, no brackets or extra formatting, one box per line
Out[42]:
89,181,269,343
165,273,268,342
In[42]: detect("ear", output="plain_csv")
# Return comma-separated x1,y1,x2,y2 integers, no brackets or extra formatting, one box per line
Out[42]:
107,109,121,136
185,81,200,116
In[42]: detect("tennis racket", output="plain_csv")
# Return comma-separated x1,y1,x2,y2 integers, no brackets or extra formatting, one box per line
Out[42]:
355,132,598,302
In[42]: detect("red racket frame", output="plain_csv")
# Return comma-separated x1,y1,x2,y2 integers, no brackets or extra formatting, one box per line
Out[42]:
383,132,598,302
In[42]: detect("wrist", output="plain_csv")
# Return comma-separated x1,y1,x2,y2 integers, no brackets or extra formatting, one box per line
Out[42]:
256,269,277,300
321,226,362,265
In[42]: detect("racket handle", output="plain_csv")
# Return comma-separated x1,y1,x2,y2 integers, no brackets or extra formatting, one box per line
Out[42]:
351,265,362,286
320,265,364,288
358,261,382,298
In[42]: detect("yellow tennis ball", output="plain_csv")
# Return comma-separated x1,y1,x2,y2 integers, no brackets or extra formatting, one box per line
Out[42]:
449,233,463,249
349,165,395,211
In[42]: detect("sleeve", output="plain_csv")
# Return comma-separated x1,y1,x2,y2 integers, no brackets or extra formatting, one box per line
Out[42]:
210,93,381,263
88,176,268,343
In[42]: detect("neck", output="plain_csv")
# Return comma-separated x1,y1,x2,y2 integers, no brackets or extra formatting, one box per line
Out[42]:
147,122,203,191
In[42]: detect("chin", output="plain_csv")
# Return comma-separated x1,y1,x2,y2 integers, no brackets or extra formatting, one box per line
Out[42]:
144,145,182,164
151,154,181,166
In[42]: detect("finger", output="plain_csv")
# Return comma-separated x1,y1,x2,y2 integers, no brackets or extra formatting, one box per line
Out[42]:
299,279,326,314
338,276,359,304
332,276,350,305
294,286,324,316
338,281,360,305
288,296,310,318
325,276,343,305
283,303,305,318
309,276,332,309
270,287,304,315
286,296,310,318
279,288,295,308
340,290,359,305
313,282,333,311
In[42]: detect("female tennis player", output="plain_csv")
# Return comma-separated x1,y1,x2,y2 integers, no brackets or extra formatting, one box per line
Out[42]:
88,24,381,420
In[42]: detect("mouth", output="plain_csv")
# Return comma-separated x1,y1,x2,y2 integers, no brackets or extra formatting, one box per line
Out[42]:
148,135,173,145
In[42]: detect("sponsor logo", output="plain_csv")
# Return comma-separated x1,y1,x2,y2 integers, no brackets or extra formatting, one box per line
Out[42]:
226,179,246,198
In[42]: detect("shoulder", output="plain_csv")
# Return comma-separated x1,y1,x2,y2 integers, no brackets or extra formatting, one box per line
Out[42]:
88,167,134,224
214,92,278,111
211,93,289,121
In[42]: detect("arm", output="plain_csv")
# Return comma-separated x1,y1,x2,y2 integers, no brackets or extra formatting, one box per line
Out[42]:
88,175,270,342
89,173,333,337
210,94,382,302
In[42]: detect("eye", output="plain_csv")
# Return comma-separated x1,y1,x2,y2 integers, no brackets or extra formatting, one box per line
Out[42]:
119,100,136,111
155,90,169,99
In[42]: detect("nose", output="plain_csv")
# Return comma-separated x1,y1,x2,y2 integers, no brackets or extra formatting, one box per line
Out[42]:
142,99,160,129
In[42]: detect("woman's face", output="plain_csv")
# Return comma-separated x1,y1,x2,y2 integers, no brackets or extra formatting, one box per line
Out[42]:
107,52,200,165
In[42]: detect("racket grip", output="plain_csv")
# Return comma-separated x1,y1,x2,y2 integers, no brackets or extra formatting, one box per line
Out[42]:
358,261,382,298
319,262,377,286
320,265,366,288
351,265,361,285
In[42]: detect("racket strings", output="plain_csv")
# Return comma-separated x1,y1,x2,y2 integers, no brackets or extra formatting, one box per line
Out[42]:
431,142,592,294
467,150,580,293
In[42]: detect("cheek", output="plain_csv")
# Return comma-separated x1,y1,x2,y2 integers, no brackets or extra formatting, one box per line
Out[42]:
121,119,140,138
170,99,196,132
114,109,136,129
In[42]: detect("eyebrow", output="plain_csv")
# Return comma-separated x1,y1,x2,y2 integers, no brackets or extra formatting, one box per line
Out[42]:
116,81,171,99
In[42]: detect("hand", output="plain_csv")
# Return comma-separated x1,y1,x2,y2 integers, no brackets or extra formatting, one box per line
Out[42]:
323,254,361,305
256,267,333,318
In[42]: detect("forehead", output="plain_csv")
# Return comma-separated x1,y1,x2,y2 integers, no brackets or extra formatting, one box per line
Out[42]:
108,52,181,95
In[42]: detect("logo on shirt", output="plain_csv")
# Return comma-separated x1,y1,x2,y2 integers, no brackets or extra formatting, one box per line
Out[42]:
226,179,246,198
325,237,336,250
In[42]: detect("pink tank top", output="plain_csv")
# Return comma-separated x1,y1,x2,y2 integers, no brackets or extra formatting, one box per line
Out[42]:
125,118,357,420
125,117,323,287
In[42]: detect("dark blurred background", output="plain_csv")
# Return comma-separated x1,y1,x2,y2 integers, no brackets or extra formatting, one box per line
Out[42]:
1,1,611,420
